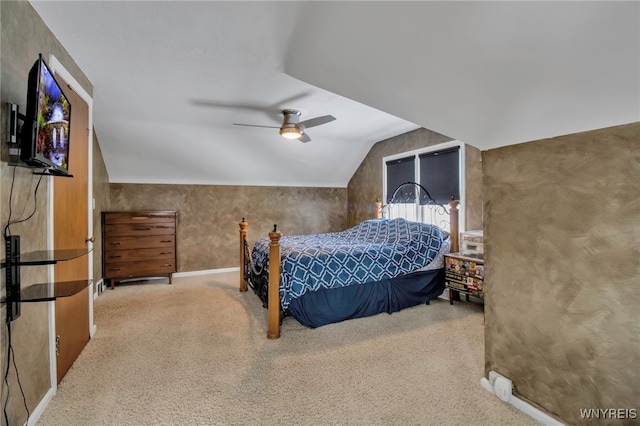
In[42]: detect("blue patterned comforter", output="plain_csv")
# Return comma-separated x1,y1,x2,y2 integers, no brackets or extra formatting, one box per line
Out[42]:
251,218,444,310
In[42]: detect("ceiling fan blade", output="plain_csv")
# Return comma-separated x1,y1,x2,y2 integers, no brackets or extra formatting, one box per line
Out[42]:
191,100,271,112
299,115,336,129
274,92,311,108
299,133,311,143
233,123,280,129
191,92,310,113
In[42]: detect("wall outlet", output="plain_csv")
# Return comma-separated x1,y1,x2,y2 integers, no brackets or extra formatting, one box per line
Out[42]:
488,370,501,387
494,376,513,402
488,371,513,402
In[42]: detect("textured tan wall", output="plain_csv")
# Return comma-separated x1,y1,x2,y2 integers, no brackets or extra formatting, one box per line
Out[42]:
109,184,347,272
0,2,93,425
483,122,640,424
92,131,110,285
347,127,483,230
465,145,483,230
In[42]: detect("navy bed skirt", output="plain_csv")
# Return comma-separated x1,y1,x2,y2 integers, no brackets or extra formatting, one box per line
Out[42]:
286,269,445,328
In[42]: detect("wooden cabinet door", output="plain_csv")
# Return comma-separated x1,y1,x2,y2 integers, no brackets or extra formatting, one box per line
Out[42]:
53,73,90,384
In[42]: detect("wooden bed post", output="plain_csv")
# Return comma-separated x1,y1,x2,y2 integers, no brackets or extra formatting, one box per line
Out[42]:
267,225,282,339
448,200,460,253
239,218,248,292
374,199,383,219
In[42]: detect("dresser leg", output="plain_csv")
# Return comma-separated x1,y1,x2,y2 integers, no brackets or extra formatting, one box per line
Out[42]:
168,274,173,284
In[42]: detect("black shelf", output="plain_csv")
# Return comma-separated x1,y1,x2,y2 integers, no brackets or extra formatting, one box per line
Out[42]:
21,280,90,302
2,248,91,267
1,280,91,304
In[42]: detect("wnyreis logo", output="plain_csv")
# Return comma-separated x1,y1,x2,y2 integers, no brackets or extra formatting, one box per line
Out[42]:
580,408,637,420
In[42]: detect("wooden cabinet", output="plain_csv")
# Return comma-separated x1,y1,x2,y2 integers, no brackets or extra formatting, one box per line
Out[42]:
102,211,177,289
444,252,484,305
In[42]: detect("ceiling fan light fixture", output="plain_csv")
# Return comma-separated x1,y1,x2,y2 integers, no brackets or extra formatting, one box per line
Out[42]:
279,125,303,139
231,108,333,143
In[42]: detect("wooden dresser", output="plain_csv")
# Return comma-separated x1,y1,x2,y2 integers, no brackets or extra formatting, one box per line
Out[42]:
102,211,177,289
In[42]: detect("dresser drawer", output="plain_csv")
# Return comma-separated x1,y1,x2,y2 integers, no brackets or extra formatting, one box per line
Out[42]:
104,260,176,278
104,248,174,264
104,211,176,225
104,222,175,237
104,235,175,250
445,272,484,292
445,256,484,279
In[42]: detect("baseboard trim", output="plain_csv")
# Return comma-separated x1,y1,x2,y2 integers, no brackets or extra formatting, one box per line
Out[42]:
480,377,565,425
173,267,240,278
93,278,105,300
28,386,55,425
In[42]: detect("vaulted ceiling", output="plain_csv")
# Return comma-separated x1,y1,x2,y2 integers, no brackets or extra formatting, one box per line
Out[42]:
30,1,639,187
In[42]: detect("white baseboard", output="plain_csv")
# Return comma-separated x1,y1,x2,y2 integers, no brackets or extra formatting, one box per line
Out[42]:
93,278,105,300
480,377,565,425
173,267,240,278
27,386,55,425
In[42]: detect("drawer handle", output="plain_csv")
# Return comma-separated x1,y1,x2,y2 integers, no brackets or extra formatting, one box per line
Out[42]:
162,264,172,267
111,268,122,271
133,227,152,231
132,216,150,220
110,242,121,245
160,252,172,255
156,225,173,229
109,255,122,259
161,240,173,243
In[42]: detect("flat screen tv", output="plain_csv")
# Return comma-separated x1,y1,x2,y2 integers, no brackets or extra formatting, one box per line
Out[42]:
20,54,72,176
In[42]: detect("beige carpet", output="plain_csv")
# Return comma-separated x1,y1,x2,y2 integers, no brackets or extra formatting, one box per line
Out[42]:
38,272,537,426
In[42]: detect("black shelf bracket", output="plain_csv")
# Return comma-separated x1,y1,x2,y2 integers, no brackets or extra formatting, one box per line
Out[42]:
5,235,21,322
6,102,25,146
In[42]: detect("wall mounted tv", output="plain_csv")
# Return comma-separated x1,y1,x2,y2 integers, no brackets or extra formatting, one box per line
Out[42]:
20,54,72,176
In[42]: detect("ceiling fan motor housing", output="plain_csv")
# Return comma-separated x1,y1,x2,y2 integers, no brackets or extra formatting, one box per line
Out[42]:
280,109,305,138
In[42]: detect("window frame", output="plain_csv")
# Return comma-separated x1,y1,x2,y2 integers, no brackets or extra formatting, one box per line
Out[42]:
382,140,466,232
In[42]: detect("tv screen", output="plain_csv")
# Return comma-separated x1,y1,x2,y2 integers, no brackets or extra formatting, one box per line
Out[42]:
21,54,72,176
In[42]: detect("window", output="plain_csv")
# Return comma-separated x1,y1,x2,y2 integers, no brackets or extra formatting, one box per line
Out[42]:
419,147,460,204
385,155,415,203
382,142,465,232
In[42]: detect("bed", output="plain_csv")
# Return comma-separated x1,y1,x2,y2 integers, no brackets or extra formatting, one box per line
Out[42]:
239,182,460,339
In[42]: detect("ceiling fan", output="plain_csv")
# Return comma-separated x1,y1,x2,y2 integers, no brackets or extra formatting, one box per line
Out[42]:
233,109,336,143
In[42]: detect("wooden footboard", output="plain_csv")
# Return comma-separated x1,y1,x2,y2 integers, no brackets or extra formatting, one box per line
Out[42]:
239,196,460,339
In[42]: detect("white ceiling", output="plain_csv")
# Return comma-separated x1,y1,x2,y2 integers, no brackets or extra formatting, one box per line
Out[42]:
30,1,639,188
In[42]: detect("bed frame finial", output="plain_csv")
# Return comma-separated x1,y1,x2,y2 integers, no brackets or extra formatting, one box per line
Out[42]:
374,199,383,219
